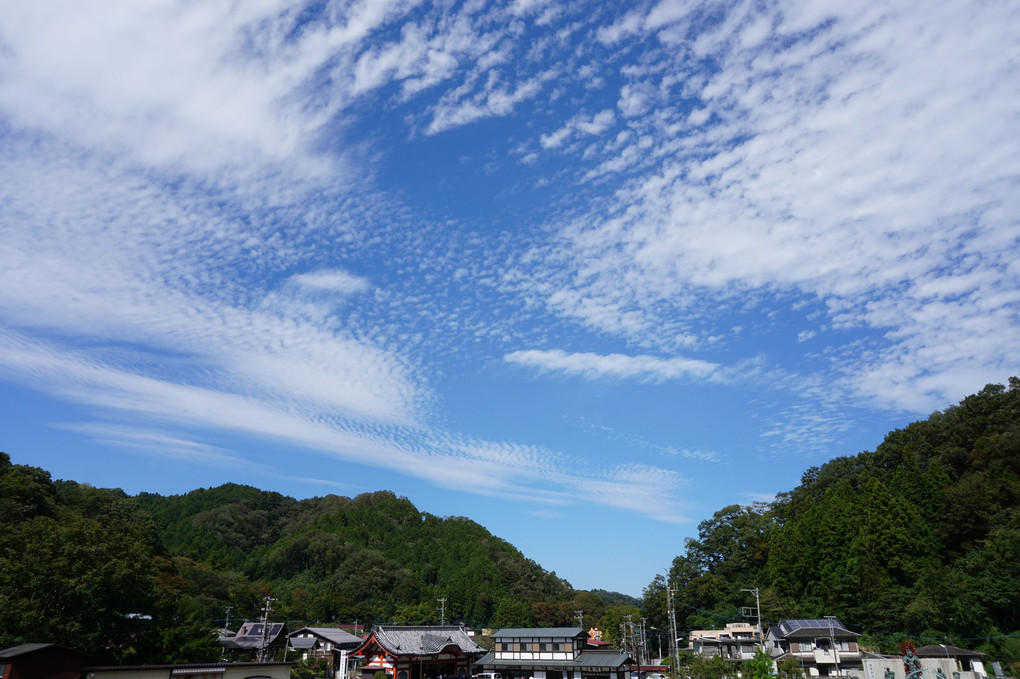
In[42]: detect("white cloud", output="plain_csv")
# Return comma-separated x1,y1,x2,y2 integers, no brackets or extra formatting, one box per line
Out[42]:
573,463,689,523
426,70,552,135
0,2,343,183
54,422,246,467
596,0,696,45
618,83,654,118
511,0,552,16
0,328,690,521
290,270,373,295
540,109,616,149
0,141,420,426
505,349,719,382
522,0,1020,413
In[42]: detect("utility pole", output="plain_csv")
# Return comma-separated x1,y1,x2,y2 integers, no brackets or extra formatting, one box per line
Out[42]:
575,610,585,630
667,584,681,677
224,606,233,632
640,617,648,670
740,587,763,652
258,596,278,662
824,616,838,676
623,615,643,672
437,597,447,625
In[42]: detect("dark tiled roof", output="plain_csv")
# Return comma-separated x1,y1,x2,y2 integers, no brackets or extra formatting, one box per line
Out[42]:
576,651,633,668
1,644,58,658
228,622,288,649
771,619,859,640
371,626,484,656
290,627,363,648
915,645,984,658
492,629,585,639
83,663,293,671
475,650,632,670
0,644,86,659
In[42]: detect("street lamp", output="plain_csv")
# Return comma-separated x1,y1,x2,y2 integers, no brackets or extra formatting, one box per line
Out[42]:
939,644,953,672
648,627,665,664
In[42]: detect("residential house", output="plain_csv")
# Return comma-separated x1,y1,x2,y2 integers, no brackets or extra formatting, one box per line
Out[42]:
351,625,484,679
220,622,289,660
688,623,761,663
914,646,986,677
0,644,87,679
0,644,291,679
765,619,862,677
288,627,364,679
474,627,634,679
82,662,292,679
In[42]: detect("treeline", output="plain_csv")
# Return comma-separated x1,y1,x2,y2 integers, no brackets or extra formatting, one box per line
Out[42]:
642,378,1020,664
133,485,581,627
0,457,222,663
0,455,632,663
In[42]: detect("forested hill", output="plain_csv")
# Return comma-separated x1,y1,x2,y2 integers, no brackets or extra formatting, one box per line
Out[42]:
0,457,626,664
133,486,573,625
643,378,1020,661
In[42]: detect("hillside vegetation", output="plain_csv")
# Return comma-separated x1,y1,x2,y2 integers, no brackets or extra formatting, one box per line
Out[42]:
642,378,1020,663
133,486,574,626
0,457,615,663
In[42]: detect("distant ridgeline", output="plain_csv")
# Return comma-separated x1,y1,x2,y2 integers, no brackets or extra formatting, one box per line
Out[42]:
640,377,1020,661
2,378,1018,665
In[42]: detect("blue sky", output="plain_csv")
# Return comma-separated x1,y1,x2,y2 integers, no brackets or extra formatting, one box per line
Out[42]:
0,0,1017,599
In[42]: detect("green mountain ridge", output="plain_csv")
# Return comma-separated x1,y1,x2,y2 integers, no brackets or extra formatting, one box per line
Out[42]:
135,486,577,626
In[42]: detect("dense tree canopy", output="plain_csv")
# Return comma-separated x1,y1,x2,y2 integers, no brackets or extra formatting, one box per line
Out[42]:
0,454,591,661
644,378,1020,662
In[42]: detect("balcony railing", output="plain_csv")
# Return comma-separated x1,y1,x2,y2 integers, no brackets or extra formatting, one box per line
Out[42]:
814,649,838,664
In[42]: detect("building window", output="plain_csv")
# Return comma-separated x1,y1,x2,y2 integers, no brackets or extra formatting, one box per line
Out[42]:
501,643,510,652
540,644,548,651
520,643,530,652
553,644,561,651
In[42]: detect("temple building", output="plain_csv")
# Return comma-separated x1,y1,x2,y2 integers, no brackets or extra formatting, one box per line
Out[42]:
352,626,484,679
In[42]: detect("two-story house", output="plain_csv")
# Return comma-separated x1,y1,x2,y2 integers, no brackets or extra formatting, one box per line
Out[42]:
288,627,364,679
689,623,761,662
765,619,862,676
474,628,633,679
